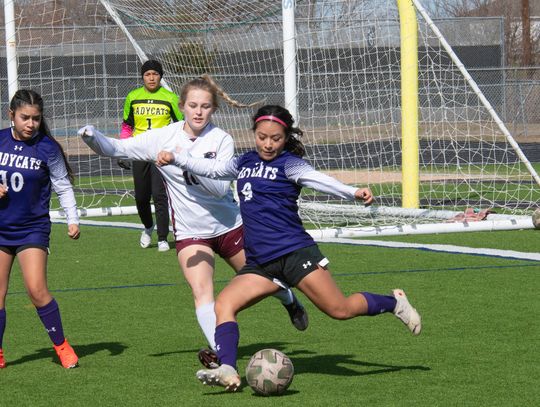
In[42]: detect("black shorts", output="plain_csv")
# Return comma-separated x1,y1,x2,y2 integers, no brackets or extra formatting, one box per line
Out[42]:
0,244,48,256
237,244,329,287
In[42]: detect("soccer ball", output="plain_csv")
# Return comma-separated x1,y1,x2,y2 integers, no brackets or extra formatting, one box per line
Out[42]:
533,209,540,229
245,348,294,396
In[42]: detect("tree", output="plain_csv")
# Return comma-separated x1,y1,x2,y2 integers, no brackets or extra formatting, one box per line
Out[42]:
522,0,532,66
430,0,539,66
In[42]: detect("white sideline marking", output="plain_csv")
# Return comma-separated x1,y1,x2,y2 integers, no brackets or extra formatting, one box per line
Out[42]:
53,218,170,231
316,238,540,262
53,219,540,262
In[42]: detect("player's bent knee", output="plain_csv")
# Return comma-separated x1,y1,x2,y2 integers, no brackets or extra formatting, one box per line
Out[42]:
214,298,241,319
324,306,355,320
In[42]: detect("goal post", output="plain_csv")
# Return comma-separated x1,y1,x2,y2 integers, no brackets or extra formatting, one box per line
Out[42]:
3,0,18,99
6,0,539,236
398,0,420,209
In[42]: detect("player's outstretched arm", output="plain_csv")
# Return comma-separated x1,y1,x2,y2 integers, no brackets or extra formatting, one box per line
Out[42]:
78,125,118,157
354,188,374,206
79,125,156,162
157,149,238,181
156,150,175,166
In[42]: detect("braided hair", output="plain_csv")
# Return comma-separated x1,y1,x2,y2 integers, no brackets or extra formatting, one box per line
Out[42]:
180,74,262,109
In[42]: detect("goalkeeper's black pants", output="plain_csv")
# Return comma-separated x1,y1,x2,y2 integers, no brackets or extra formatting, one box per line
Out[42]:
132,160,170,242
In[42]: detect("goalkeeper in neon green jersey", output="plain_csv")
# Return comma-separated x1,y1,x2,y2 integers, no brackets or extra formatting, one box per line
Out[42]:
120,59,183,251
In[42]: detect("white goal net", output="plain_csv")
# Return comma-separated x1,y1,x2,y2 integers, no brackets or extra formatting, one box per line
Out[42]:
7,0,540,234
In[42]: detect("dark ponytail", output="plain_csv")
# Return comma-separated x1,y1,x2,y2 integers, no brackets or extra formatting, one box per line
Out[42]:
10,89,74,182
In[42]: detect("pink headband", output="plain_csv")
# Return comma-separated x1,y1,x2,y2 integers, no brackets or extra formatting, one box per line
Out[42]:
255,115,288,128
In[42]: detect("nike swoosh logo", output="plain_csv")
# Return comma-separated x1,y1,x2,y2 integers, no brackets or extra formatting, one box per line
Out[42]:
234,238,242,245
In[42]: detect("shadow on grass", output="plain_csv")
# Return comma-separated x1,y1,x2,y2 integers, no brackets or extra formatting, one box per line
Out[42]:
290,352,430,377
240,343,430,377
152,340,429,377
6,341,128,367
152,340,428,397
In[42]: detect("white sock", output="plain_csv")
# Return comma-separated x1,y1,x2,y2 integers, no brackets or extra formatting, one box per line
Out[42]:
272,288,294,305
195,302,216,350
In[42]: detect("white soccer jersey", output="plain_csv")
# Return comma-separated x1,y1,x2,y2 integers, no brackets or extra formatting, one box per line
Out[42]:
82,121,242,240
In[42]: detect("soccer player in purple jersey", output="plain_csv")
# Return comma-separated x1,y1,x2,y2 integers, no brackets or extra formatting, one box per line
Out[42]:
0,90,80,369
157,104,422,392
79,77,308,370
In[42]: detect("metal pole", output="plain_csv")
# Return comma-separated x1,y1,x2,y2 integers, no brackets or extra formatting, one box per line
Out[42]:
4,0,18,99
282,0,298,122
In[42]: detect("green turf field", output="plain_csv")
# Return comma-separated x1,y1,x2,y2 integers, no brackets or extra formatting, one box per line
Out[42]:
1,223,539,406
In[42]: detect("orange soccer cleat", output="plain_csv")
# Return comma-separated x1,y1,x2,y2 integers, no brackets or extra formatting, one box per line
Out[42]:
0,348,6,368
53,339,79,369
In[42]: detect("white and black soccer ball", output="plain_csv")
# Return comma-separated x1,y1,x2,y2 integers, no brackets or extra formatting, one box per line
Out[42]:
245,348,294,396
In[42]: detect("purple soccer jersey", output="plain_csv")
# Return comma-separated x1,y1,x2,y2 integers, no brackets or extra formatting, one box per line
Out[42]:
235,151,315,265
0,127,68,247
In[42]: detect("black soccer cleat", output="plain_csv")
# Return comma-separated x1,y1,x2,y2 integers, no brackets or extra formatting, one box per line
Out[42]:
284,299,309,331
198,348,220,369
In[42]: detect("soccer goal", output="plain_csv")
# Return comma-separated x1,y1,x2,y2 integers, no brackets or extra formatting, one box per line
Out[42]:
5,0,539,236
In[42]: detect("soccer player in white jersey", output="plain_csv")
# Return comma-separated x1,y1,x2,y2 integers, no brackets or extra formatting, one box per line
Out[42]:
0,90,80,369
78,77,308,368
155,104,422,392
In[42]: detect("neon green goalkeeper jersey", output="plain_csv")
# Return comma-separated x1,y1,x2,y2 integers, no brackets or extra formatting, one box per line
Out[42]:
122,86,182,136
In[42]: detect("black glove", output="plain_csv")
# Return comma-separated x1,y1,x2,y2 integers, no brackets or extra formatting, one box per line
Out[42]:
117,159,132,170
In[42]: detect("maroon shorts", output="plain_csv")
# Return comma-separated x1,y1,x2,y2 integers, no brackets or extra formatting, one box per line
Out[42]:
175,225,244,259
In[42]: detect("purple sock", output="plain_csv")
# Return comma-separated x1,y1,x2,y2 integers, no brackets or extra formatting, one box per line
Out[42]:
215,321,239,370
0,308,5,349
361,292,397,315
36,299,65,346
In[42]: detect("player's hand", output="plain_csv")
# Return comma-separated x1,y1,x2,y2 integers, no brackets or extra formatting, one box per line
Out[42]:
355,188,373,206
156,151,174,167
117,159,132,170
77,125,95,137
68,224,80,240
0,184,8,199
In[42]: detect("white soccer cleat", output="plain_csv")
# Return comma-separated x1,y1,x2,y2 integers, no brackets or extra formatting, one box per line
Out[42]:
139,227,153,249
157,241,170,252
196,364,241,392
392,289,421,335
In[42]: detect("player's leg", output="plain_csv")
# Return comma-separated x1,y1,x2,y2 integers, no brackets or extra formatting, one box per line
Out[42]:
0,248,15,368
296,265,421,334
0,248,14,309
197,273,280,391
150,164,170,251
296,265,368,319
132,160,154,248
177,244,217,350
220,227,308,331
17,247,78,368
